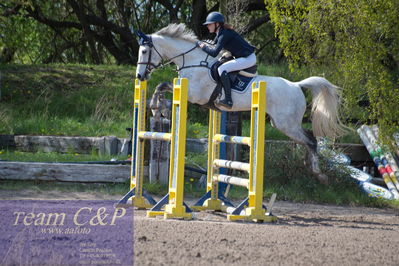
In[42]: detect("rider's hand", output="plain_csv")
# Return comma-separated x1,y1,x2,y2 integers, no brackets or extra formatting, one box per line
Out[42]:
196,41,205,48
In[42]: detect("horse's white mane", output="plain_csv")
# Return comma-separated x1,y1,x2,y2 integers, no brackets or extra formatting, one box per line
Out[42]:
155,23,198,43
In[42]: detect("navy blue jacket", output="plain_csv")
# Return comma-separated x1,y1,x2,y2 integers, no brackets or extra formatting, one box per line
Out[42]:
201,28,255,58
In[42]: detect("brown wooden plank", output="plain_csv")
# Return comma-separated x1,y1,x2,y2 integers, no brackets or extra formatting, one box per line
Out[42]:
0,161,130,183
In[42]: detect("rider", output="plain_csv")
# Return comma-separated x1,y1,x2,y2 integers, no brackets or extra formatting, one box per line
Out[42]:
197,12,256,108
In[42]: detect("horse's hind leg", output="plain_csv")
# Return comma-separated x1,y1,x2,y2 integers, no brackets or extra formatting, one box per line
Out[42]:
270,118,329,184
301,129,329,185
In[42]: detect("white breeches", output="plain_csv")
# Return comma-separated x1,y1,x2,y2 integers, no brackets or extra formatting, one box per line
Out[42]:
218,53,256,76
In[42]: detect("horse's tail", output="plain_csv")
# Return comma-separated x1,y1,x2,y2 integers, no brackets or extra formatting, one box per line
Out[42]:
296,76,348,139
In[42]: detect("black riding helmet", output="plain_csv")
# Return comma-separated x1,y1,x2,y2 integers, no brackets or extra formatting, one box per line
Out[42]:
203,12,225,25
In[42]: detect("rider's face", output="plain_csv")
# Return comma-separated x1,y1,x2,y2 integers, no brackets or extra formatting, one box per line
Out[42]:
207,23,217,33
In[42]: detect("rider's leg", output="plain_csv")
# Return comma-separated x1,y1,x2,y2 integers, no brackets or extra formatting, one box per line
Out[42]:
218,53,256,75
217,54,256,108
219,70,233,108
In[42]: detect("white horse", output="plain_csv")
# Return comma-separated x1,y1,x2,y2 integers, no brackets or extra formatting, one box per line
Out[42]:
135,23,347,184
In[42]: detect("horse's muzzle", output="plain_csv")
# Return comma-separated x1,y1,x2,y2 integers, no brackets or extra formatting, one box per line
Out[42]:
136,73,145,81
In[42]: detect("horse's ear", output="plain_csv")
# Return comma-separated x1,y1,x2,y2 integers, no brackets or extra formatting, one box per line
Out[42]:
135,30,145,38
136,30,151,45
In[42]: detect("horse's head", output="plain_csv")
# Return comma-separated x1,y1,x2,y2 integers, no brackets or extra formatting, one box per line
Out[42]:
135,24,207,81
135,30,163,81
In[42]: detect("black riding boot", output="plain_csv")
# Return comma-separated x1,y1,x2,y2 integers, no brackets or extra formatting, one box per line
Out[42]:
219,71,233,108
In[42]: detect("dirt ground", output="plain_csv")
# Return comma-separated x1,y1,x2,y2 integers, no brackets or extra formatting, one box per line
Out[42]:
1,190,399,266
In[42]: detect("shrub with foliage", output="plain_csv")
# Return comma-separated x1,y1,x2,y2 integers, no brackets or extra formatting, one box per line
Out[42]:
266,0,399,146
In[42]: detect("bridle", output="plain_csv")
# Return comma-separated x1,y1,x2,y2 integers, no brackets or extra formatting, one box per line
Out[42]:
137,35,211,77
136,36,161,77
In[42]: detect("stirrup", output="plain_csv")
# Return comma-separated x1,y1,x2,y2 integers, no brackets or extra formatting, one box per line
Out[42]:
218,99,233,108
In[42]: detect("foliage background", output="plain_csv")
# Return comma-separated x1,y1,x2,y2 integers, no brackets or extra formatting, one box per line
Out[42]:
266,0,399,145
0,1,280,64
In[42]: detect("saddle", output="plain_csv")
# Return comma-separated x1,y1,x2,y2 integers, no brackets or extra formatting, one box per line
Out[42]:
204,56,257,110
210,57,258,84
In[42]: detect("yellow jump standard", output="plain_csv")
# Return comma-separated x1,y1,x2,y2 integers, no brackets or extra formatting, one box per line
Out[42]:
117,79,157,209
147,78,192,219
193,81,277,223
117,78,192,220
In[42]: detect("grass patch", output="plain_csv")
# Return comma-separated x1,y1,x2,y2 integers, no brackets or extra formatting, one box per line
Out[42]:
185,152,208,168
0,64,176,137
142,181,169,196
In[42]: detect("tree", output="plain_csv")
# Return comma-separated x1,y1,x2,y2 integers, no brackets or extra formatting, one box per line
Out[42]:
0,0,280,64
266,0,399,144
